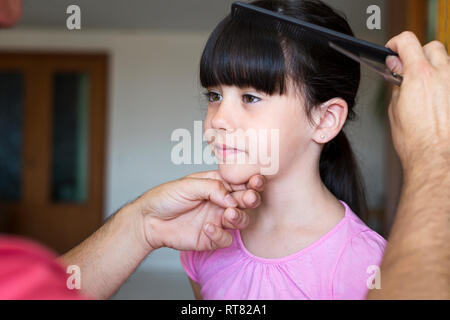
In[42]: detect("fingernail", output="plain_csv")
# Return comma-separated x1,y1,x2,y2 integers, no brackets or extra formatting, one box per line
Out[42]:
205,224,215,234
224,194,238,207
386,56,398,71
230,209,238,220
247,192,257,205
255,177,263,188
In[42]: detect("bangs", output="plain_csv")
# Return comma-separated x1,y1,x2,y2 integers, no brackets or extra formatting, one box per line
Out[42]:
200,14,288,96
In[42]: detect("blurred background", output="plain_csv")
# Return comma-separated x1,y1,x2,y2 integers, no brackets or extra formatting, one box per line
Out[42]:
0,0,448,299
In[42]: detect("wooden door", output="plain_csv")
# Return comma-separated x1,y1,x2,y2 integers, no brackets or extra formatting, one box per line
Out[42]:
0,53,107,254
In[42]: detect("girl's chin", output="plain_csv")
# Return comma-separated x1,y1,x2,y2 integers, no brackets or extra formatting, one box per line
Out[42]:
218,164,261,185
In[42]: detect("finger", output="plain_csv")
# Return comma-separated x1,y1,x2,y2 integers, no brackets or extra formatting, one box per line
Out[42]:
222,207,250,230
227,174,265,192
190,171,247,192
227,183,247,192
385,31,427,71
187,171,233,192
231,189,261,209
181,177,237,208
386,56,403,75
189,172,265,193
186,170,218,179
423,41,449,67
246,175,265,192
203,223,233,249
388,82,401,122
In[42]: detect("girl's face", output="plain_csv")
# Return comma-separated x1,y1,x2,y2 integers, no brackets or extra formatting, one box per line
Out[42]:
204,81,316,185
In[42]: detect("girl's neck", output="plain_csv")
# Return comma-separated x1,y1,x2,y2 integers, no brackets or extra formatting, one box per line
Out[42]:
252,157,345,230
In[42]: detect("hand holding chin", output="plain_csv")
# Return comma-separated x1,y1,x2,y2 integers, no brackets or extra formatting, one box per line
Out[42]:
138,170,265,251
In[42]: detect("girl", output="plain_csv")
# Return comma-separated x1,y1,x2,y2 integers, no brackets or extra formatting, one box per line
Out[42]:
180,0,386,300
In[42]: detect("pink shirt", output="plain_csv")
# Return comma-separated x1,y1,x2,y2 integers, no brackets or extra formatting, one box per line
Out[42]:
180,201,386,300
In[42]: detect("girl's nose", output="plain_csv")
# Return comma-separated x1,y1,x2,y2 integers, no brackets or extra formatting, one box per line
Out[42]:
211,99,236,132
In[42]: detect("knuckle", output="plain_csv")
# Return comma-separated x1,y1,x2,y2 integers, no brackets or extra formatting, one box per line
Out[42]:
425,40,445,51
219,230,228,243
209,226,219,240
233,191,245,201
231,191,242,202
213,232,225,246
255,191,261,203
401,31,416,41
239,211,248,226
209,239,218,250
234,209,243,224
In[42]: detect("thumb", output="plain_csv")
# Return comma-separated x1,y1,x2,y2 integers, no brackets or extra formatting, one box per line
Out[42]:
386,56,403,75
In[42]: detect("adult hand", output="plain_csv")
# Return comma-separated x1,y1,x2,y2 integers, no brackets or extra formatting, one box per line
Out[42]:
133,171,265,252
62,171,265,299
385,32,449,174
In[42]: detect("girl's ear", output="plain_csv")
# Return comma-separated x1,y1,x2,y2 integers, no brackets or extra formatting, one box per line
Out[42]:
312,98,348,144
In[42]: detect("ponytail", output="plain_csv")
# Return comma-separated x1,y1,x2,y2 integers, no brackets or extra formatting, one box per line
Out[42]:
319,131,368,220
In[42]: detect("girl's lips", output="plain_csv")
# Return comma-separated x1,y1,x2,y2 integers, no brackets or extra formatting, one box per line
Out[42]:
214,144,246,158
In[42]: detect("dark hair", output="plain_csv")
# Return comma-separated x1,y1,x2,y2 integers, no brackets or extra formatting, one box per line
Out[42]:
199,0,367,218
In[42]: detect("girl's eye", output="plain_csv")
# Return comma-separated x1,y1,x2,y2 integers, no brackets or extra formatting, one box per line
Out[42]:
242,94,261,104
204,91,222,103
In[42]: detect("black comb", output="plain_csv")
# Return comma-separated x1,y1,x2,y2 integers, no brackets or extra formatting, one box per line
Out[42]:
231,1,398,64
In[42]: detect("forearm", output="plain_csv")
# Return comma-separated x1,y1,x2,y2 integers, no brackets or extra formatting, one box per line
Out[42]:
60,203,154,299
368,161,450,299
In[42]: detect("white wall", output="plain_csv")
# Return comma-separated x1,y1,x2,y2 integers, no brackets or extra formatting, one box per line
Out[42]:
0,25,387,273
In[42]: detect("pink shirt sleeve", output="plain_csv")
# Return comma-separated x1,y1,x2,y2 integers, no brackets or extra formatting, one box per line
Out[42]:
0,236,88,300
331,230,386,300
180,251,199,283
